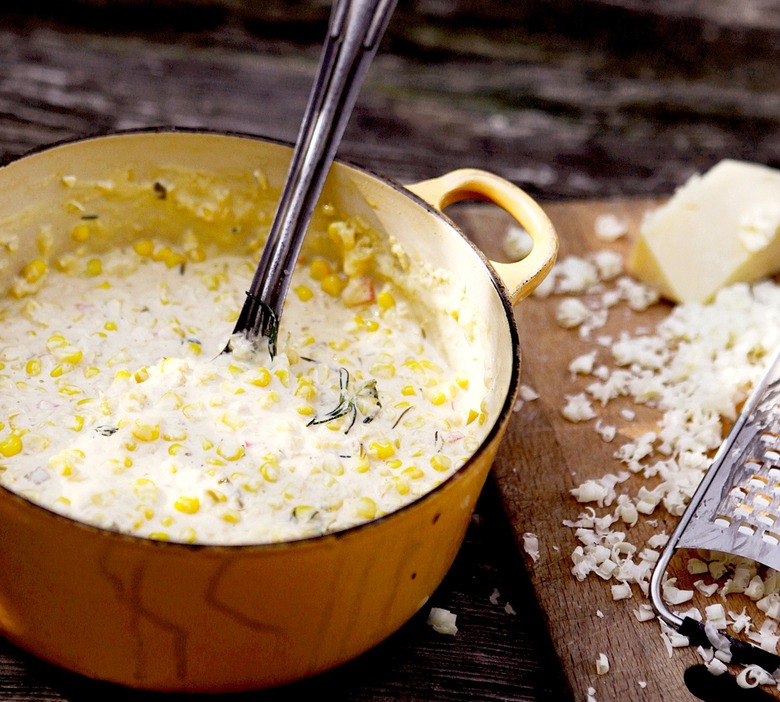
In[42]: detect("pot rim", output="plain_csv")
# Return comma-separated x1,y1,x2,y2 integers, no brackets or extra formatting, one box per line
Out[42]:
0,126,522,552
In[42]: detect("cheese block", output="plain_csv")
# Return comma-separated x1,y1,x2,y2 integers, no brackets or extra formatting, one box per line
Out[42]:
628,159,780,303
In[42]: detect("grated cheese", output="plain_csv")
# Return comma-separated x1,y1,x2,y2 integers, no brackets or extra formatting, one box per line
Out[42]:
543,202,780,691
427,607,458,635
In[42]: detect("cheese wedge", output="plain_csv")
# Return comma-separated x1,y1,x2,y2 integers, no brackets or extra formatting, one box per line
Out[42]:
628,159,780,303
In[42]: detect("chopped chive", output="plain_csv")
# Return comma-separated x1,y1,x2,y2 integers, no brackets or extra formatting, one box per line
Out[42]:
308,367,382,434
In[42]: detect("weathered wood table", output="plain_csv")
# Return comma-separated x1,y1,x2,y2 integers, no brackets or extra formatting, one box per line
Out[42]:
1,2,780,700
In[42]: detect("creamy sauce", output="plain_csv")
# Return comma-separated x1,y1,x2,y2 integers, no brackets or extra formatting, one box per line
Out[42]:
0,215,491,544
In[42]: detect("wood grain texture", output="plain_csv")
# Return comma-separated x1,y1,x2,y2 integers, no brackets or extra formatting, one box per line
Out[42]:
1,0,780,200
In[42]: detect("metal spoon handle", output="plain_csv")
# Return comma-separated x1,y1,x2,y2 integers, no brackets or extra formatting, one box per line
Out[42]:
231,0,397,355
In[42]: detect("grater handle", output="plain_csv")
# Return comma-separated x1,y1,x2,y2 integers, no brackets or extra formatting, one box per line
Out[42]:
679,616,780,673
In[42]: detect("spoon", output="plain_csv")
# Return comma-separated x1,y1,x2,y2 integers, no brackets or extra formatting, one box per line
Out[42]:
228,0,397,357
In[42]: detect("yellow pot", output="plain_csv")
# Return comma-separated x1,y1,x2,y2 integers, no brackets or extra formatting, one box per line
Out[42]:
0,131,557,692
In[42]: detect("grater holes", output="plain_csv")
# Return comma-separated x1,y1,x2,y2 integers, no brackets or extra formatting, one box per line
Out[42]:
714,515,732,528
730,486,748,500
763,530,780,545
757,510,777,527
738,522,756,536
748,473,768,489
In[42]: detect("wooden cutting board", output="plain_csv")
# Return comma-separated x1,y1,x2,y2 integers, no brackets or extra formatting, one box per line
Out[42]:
457,198,779,702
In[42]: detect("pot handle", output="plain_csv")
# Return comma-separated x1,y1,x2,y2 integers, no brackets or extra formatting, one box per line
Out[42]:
406,168,558,304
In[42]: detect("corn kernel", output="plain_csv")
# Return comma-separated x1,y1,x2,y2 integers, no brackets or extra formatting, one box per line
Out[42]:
323,456,344,476
181,403,199,420
174,496,200,514
365,319,379,332
294,284,314,301
402,465,424,480
25,359,42,376
216,441,245,461
369,440,395,460
180,527,198,543
354,454,370,473
46,334,67,351
60,348,83,365
377,290,395,310
321,273,347,297
163,251,187,268
0,433,22,457
430,454,452,472
249,368,271,387
295,377,316,400
393,478,410,495
260,391,280,407
424,389,447,405
69,415,85,432
401,385,416,396
168,443,186,456
297,404,316,416
160,391,183,410
260,462,279,482
221,510,241,524
133,478,158,502
466,409,479,425
309,259,331,281
85,258,102,276
22,258,48,284
456,373,469,390
152,246,173,263
71,223,91,242
355,497,377,520
370,362,395,379
292,505,316,521
148,532,170,541
134,239,155,257
132,421,160,442
219,411,245,431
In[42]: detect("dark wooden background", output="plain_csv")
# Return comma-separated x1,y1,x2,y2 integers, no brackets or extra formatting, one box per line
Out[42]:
1,1,779,700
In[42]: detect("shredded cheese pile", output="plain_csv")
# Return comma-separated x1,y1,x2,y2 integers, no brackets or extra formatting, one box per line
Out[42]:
531,219,780,696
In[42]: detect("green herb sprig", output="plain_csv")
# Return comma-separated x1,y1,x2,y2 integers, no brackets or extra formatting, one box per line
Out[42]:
307,368,381,434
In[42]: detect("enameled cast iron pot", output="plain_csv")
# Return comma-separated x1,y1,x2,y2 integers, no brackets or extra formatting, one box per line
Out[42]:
0,131,557,692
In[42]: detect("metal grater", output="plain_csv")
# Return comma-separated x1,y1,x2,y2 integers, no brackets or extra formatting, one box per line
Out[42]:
650,348,780,671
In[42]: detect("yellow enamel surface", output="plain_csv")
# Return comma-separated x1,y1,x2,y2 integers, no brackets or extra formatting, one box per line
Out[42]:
0,132,551,692
0,432,502,692
406,168,558,304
